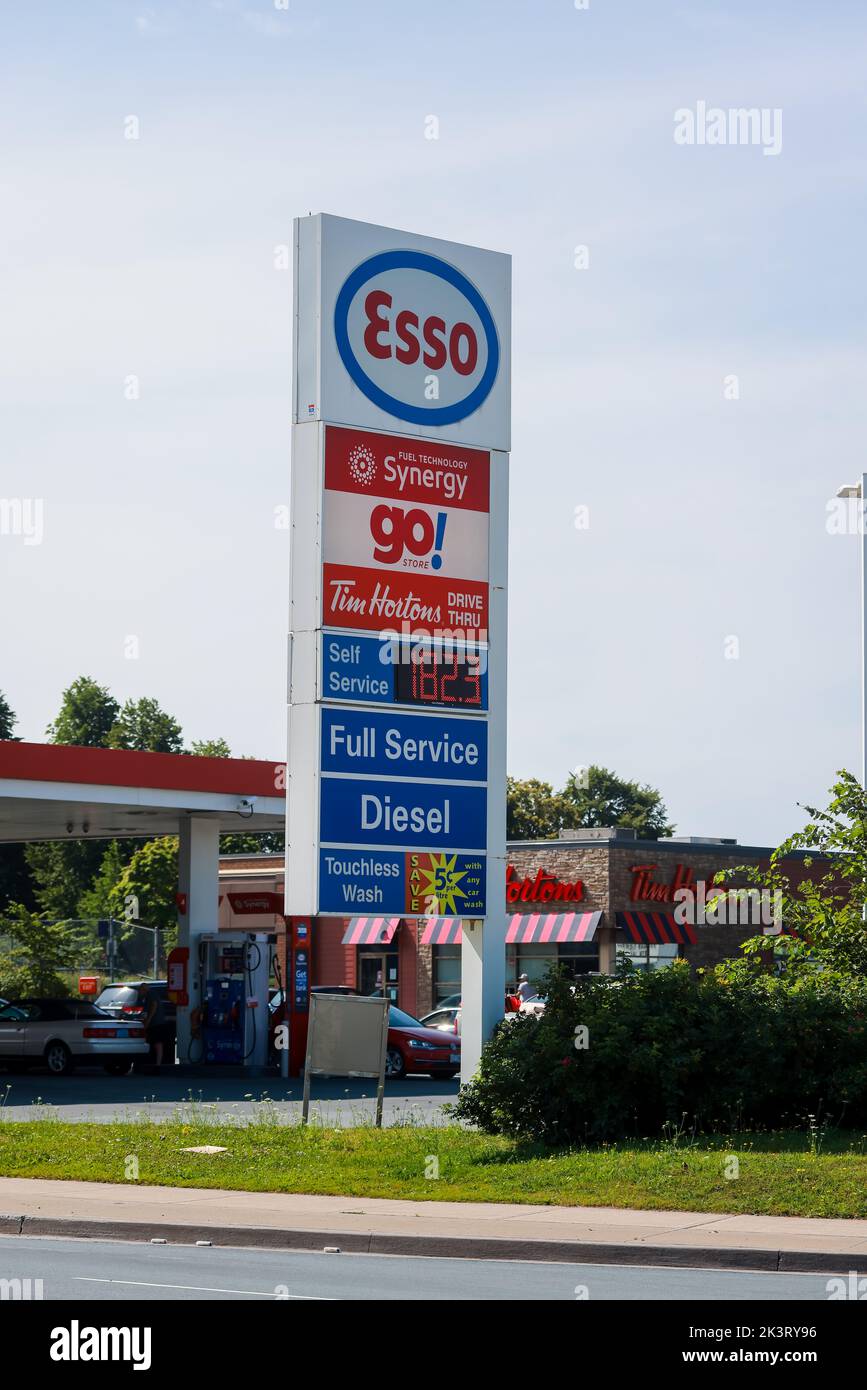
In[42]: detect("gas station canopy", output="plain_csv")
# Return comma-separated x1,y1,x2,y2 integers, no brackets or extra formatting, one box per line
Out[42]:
0,742,286,843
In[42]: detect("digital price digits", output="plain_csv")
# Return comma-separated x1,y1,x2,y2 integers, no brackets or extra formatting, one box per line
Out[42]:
394,648,483,708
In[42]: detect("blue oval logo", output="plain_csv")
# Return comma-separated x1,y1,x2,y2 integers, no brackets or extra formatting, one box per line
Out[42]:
334,250,500,428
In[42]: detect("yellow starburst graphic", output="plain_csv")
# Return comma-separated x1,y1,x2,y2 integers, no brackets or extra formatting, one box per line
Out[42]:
418,853,468,915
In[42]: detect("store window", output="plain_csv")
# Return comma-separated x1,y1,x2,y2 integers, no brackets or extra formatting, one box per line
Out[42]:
433,946,461,1005
615,942,680,973
506,942,600,993
357,947,399,1002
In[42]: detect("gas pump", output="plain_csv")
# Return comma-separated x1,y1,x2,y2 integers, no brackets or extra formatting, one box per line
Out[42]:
281,918,312,1077
196,932,273,1072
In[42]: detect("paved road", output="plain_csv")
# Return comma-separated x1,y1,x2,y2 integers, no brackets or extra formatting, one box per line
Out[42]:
0,1236,839,1300
0,1071,456,1125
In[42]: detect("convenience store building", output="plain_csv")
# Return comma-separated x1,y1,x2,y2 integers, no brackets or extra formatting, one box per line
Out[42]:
219,826,814,1017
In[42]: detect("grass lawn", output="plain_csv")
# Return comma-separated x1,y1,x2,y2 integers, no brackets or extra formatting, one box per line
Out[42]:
1,1116,866,1218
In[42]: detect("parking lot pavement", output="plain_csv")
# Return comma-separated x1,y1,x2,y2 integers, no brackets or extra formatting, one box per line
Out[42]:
0,1071,458,1125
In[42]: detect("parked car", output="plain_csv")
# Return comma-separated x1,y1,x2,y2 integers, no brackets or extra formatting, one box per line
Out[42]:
419,1005,461,1034
435,993,462,1010
267,986,355,1059
0,996,149,1076
267,991,460,1078
94,981,176,1064
385,1005,460,1079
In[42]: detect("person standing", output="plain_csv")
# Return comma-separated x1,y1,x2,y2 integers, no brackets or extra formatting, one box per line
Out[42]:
141,984,168,1069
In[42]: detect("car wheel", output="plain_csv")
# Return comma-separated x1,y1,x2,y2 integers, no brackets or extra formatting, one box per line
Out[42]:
44,1042,74,1076
385,1046,406,1079
104,1060,133,1076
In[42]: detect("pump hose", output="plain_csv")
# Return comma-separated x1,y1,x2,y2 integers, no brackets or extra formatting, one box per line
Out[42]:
242,940,262,1061
186,944,206,1064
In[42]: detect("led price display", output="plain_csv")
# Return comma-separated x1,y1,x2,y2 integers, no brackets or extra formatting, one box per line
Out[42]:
393,647,483,708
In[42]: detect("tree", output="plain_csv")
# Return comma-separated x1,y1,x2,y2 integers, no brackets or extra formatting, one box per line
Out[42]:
108,697,184,753
109,837,179,948
46,677,119,747
190,737,232,758
77,841,126,920
560,765,675,840
507,767,674,841
0,904,81,997
28,678,122,914
718,770,867,981
26,839,107,918
507,777,572,840
0,690,19,740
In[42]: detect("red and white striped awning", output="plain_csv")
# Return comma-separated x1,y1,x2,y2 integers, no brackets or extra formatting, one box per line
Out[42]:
341,917,401,946
420,912,603,947
506,911,602,944
616,911,697,945
419,917,462,945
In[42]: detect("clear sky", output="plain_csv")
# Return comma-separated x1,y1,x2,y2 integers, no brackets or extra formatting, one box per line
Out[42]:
2,0,866,845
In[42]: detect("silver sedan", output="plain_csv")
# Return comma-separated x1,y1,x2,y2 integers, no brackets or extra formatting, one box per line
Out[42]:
0,996,150,1076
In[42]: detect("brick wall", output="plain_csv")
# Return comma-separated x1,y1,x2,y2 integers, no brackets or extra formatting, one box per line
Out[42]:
314,917,356,989
508,846,609,912
399,921,419,1015
417,941,434,1016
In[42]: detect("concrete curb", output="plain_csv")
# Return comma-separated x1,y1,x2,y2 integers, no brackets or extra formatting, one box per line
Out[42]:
2,1211,864,1275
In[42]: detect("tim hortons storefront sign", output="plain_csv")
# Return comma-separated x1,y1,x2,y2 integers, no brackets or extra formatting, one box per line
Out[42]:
506,865,585,906
629,863,719,904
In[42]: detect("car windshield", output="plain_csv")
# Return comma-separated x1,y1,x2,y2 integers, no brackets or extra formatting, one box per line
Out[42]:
95,986,140,1008
389,1006,424,1028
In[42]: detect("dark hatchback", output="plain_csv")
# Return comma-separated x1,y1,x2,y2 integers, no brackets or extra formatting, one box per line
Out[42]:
94,981,177,1063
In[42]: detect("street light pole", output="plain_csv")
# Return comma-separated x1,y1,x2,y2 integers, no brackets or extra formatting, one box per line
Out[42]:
837,476,867,924
836,478,867,788
861,472,867,796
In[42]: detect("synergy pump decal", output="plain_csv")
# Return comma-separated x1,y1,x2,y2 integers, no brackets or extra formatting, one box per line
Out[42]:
333,250,500,427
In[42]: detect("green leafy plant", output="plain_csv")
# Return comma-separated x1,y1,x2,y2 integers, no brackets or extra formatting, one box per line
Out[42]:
452,963,867,1144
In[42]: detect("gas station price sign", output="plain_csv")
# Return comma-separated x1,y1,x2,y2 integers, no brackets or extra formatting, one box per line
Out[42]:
394,645,483,707
287,214,509,926
321,631,489,712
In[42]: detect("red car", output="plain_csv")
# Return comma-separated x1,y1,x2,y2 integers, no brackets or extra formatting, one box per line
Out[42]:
268,992,460,1079
385,1005,461,1079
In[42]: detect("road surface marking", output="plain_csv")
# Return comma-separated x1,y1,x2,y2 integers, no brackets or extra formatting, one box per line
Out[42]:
76,1278,332,1299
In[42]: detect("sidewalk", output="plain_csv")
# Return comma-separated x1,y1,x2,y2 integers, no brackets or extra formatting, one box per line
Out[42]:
2,1177,866,1273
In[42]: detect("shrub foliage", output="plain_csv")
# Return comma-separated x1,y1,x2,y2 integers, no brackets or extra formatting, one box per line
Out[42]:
452,963,867,1144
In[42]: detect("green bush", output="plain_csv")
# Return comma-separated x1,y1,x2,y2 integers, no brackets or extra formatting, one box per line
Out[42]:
0,964,71,1000
452,963,867,1144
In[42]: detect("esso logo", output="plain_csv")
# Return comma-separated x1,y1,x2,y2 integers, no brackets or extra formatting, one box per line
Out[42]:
334,250,499,427
370,504,447,571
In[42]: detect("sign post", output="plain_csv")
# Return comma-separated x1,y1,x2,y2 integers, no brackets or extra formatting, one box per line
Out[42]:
287,215,510,1086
